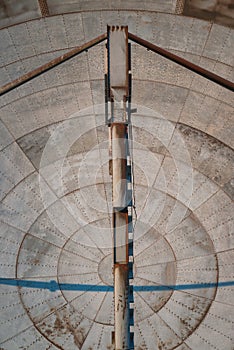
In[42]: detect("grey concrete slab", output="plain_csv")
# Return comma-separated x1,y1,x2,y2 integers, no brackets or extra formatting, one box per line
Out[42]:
0,10,232,65
179,91,234,147
0,0,40,29
215,250,234,305
184,0,234,28
166,215,216,259
135,312,181,349
0,285,33,344
158,290,214,338
0,142,34,200
1,82,93,139
17,234,62,278
186,318,233,349
189,56,234,106
135,188,191,235
132,80,189,122
0,120,13,151
18,277,66,324
37,304,94,349
132,44,193,89
1,326,60,350
171,124,234,189
0,172,57,231
194,190,234,252
29,199,81,248
62,13,85,47
203,24,234,66
17,123,61,170
151,153,221,212
0,221,25,277
47,0,178,14
0,50,68,90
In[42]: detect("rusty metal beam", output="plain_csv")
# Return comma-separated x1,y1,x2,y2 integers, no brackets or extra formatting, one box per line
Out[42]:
38,0,50,17
128,32,234,92
0,33,107,97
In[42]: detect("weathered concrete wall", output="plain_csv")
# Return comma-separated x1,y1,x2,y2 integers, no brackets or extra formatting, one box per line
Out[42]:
184,0,234,28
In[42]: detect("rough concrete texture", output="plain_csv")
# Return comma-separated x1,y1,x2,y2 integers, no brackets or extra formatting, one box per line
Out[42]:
184,0,234,28
0,2,233,350
1,0,234,29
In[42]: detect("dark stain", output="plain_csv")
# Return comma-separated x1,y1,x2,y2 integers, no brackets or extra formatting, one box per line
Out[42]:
17,126,52,169
223,179,234,200
44,329,53,336
183,0,234,28
54,314,63,330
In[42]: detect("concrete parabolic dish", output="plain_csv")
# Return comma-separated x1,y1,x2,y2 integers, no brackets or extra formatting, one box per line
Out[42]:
0,2,233,349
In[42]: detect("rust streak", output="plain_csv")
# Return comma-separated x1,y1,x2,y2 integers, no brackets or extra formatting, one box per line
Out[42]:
38,0,50,17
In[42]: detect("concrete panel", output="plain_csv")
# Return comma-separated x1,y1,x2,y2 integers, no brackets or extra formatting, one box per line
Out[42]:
170,124,234,190
29,198,81,246
62,13,84,47
18,279,66,325
131,44,194,89
0,285,33,344
132,80,189,122
135,312,181,349
0,142,34,200
158,291,214,338
0,0,40,29
47,0,177,14
0,10,232,65
203,24,234,65
1,326,57,350
1,82,93,139
81,322,113,349
0,49,90,95
153,156,193,207
37,305,93,349
0,221,25,277
152,155,220,211
188,56,234,106
194,190,234,252
0,172,56,231
39,151,108,196
17,123,61,169
149,13,212,55
17,234,62,278
134,188,191,235
1,326,59,350
215,250,234,305
179,91,234,148
166,215,215,259
184,0,234,27
186,319,233,349
131,45,233,106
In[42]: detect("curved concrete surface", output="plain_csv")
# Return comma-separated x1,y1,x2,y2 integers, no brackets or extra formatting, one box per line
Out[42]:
0,2,233,350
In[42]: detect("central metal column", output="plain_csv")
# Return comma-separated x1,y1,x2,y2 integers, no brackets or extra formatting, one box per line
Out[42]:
106,25,134,350
112,122,129,350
